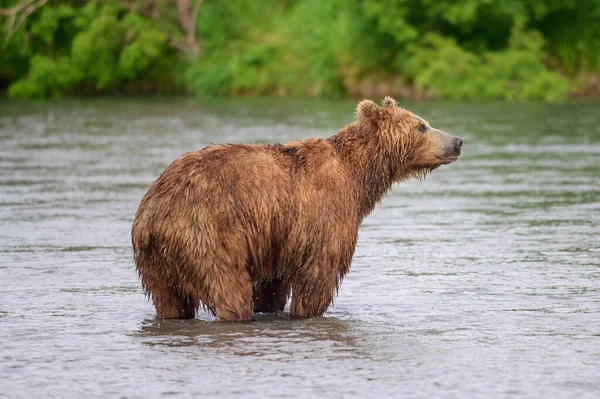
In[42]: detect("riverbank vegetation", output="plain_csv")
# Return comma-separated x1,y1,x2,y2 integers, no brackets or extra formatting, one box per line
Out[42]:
1,0,599,101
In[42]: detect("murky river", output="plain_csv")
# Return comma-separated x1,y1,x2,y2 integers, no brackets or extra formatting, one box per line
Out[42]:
0,98,599,398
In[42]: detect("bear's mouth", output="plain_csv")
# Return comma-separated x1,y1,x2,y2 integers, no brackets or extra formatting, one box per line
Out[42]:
436,155,459,165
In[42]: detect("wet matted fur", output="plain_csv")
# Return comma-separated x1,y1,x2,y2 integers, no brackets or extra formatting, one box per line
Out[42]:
132,97,463,320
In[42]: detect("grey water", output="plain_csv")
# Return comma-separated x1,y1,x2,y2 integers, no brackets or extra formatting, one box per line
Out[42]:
0,98,599,398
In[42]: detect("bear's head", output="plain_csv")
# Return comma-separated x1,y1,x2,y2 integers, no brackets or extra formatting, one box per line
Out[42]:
356,96,462,180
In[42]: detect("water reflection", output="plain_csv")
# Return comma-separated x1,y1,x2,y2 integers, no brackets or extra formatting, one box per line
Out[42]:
136,314,365,359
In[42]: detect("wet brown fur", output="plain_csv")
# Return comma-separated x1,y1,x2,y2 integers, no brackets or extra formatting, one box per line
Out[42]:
132,97,460,321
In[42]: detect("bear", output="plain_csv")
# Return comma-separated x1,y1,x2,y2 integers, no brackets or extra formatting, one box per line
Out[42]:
132,97,462,321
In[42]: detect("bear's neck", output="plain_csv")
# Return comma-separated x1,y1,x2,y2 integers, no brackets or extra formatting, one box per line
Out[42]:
329,123,396,221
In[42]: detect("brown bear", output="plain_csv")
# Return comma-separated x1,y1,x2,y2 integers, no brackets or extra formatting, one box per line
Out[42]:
132,97,462,321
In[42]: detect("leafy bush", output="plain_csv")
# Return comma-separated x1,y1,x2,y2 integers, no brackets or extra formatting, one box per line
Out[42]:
2,0,176,98
1,0,598,100
402,22,568,101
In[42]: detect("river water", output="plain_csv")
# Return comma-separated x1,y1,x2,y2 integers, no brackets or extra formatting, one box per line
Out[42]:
0,98,599,398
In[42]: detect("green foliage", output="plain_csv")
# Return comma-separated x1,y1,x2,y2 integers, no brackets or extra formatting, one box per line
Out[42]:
8,55,75,99
119,13,168,78
183,0,285,96
363,0,419,45
1,0,599,101
185,0,355,97
403,22,569,101
70,3,122,90
1,0,176,98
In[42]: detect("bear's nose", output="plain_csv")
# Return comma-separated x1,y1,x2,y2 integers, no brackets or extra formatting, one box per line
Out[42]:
455,138,463,148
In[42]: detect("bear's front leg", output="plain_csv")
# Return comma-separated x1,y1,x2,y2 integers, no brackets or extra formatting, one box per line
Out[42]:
290,272,338,318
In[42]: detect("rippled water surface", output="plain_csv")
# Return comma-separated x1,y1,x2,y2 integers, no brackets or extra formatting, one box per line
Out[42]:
1,98,599,398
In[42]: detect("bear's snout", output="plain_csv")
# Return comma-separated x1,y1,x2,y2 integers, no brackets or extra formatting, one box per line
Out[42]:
453,137,463,155
454,137,463,149
433,129,462,163
443,135,462,161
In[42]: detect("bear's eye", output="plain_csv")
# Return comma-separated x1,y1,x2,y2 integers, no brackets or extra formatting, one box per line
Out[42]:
417,123,428,133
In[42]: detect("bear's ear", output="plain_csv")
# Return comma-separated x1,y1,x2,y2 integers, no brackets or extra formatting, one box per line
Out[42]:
382,96,397,109
356,99,381,126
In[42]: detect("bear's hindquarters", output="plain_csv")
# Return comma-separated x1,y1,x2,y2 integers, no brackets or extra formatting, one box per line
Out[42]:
137,249,256,321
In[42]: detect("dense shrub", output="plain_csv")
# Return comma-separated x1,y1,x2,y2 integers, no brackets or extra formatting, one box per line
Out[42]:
1,0,599,101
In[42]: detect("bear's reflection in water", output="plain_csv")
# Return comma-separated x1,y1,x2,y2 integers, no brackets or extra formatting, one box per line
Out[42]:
135,314,368,360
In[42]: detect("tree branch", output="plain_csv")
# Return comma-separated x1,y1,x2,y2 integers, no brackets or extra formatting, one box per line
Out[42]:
0,0,37,16
191,0,203,22
0,0,48,48
175,0,201,56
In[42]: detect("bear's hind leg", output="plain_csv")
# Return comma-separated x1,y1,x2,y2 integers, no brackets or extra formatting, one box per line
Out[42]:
206,270,254,321
253,278,290,313
151,280,197,319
